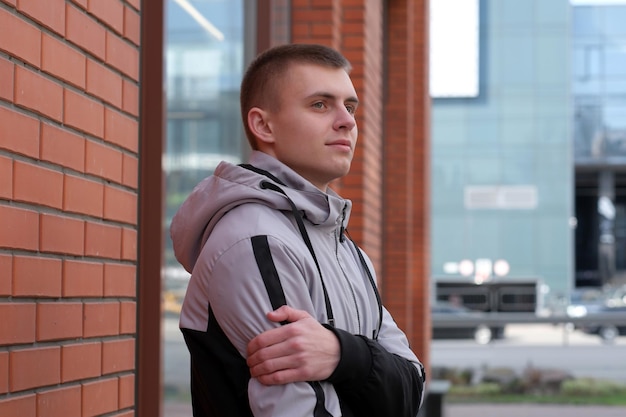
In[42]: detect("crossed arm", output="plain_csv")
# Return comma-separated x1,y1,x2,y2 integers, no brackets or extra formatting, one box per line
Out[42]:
247,305,425,417
247,305,341,384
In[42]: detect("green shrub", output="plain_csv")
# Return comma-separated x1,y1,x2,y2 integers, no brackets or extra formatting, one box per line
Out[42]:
450,382,502,396
561,378,626,397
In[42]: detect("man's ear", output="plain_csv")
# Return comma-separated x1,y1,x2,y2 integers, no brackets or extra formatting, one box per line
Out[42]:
248,107,275,146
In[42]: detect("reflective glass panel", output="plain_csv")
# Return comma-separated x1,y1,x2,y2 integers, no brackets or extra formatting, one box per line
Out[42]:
162,0,246,414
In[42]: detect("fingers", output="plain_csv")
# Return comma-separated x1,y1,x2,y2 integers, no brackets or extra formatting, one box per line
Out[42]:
247,319,306,362
246,317,341,385
247,339,308,380
247,306,312,358
266,305,312,324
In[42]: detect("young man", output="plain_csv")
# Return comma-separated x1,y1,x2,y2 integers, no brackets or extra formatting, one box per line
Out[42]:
171,43,425,417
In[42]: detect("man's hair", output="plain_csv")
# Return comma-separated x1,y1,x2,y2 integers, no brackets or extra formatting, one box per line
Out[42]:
240,43,352,149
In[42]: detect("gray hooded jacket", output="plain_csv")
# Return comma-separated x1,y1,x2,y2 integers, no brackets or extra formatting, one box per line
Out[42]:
171,151,425,417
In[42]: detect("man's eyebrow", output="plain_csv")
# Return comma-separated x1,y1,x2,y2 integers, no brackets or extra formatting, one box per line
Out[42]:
307,92,360,105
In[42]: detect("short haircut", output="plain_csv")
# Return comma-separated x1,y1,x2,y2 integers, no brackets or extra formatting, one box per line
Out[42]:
240,43,352,149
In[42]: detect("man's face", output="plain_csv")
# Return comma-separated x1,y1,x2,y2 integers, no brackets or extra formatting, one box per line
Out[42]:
262,63,359,191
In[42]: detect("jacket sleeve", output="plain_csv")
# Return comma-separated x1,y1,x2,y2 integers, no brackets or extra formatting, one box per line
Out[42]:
201,235,343,417
324,310,426,417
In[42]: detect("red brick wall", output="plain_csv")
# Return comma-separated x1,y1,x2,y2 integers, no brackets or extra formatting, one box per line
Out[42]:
384,0,431,370
0,1,140,416
291,0,431,369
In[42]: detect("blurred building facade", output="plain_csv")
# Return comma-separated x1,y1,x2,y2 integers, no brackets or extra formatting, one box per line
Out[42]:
430,0,626,313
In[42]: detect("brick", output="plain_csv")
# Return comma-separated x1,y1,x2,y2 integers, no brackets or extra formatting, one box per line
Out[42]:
71,0,87,9
61,342,101,382
37,302,83,341
40,123,86,172
40,213,84,256
0,155,12,199
0,8,41,67
0,303,35,346
121,153,138,189
37,385,81,417
126,0,139,11
63,260,104,297
119,301,136,334
124,6,140,45
0,253,11,296
65,4,106,60
103,263,135,297
121,79,139,116
102,338,135,374
85,140,123,183
0,351,7,393
63,174,104,217
86,59,122,107
0,395,36,417
13,255,62,297
41,33,86,88
105,32,139,80
103,185,137,224
0,106,40,158
88,0,124,34
120,227,137,261
83,302,119,337
84,221,122,259
17,0,65,35
14,66,64,122
104,107,138,152
0,205,39,251
13,160,64,209
118,374,135,409
64,89,105,138
82,378,118,417
0,57,13,100
10,346,61,391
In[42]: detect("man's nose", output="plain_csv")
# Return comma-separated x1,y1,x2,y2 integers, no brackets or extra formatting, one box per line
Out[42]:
334,107,356,131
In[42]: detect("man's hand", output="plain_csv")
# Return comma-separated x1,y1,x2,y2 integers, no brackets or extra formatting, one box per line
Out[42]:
246,305,340,385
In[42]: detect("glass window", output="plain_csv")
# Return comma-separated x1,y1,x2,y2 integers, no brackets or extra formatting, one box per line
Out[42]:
603,103,626,156
163,0,246,414
604,5,626,37
497,0,534,27
497,35,534,86
573,45,602,80
572,6,603,38
501,149,534,184
605,44,626,77
574,102,602,159
535,34,569,86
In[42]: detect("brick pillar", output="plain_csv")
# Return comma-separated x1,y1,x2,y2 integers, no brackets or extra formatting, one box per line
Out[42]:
384,0,431,371
0,1,140,415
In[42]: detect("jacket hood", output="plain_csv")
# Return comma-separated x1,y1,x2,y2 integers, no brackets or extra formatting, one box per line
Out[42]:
170,151,352,273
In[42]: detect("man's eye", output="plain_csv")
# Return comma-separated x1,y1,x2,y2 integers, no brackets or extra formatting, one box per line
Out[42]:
312,102,325,109
346,105,356,115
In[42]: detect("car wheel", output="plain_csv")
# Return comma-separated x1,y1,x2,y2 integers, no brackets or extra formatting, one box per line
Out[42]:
599,325,618,344
474,325,492,345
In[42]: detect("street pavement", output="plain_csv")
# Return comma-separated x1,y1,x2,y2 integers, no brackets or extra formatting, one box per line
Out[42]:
446,403,626,417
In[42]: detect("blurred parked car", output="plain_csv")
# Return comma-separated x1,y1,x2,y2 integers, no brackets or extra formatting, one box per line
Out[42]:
431,302,505,344
577,305,626,343
566,287,607,318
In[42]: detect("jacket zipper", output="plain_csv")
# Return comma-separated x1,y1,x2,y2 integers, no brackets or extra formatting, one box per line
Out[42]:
335,204,361,333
